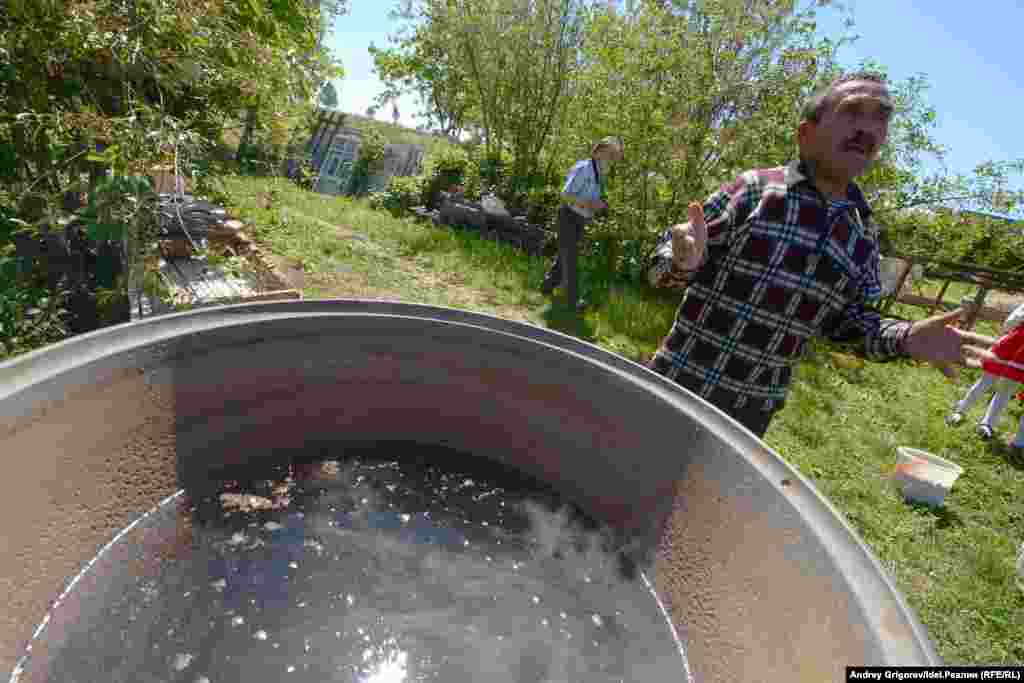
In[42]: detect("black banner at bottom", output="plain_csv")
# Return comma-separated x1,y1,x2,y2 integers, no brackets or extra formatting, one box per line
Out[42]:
847,668,1023,681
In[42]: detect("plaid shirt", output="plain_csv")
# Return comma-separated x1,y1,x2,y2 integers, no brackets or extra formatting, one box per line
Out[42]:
648,160,911,413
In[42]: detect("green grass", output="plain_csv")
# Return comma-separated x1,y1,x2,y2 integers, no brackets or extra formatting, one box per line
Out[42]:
772,353,1024,664
222,173,1024,664
343,113,456,161
914,278,978,302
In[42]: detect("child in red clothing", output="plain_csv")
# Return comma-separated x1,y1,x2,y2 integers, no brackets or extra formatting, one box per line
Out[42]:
982,323,1024,382
947,302,1024,444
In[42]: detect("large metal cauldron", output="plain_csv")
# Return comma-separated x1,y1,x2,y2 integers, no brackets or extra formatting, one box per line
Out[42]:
0,300,939,681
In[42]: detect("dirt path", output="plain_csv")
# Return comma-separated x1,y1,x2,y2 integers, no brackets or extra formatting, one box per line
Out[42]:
269,210,542,324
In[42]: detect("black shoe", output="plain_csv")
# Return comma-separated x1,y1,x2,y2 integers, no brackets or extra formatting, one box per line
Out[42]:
976,424,994,441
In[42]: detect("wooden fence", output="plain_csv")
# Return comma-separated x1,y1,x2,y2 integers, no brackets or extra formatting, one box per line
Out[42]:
880,253,1024,330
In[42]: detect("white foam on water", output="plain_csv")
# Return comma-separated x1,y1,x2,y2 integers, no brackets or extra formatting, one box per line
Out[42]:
172,653,193,672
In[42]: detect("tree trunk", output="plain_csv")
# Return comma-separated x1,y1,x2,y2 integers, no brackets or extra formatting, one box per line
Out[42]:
237,107,257,162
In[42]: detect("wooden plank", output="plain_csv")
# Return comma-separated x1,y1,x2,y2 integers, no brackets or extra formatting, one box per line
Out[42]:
895,292,1006,323
890,252,1024,291
962,278,992,331
176,289,303,314
210,289,302,305
881,258,913,314
929,280,951,316
898,293,952,309
891,252,1024,279
893,259,913,298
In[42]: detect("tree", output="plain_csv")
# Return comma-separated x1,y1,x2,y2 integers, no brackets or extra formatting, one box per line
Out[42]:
832,62,1024,267
552,0,849,261
319,81,340,109
0,0,341,358
874,164,1024,269
369,0,1024,276
369,7,477,138
551,0,1024,276
444,0,589,185
233,0,346,161
382,0,590,184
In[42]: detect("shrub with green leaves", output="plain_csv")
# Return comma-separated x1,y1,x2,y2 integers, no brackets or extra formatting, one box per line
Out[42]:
291,159,319,192
0,212,68,359
372,175,428,216
346,130,387,196
524,185,562,229
427,146,470,177
422,146,470,208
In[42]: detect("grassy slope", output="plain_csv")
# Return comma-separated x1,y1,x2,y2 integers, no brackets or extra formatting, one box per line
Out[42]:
341,113,455,160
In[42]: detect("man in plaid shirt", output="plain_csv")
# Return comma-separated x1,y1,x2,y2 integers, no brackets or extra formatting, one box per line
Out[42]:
647,72,988,437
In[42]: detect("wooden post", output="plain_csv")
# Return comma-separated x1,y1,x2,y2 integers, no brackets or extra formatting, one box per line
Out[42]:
236,107,257,163
882,258,913,314
892,259,913,298
962,273,993,331
929,279,951,316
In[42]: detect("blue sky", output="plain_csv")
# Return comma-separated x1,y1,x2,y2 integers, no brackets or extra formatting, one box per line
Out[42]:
325,0,1023,179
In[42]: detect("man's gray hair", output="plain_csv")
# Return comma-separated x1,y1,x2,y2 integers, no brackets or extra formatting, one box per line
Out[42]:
801,71,890,123
592,136,624,155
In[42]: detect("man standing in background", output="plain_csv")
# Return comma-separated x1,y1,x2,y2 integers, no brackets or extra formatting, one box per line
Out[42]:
541,136,624,311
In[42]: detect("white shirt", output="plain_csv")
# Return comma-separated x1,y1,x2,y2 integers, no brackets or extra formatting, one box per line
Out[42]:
562,159,603,219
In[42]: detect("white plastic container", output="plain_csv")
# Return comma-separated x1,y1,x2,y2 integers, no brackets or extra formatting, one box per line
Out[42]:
893,447,964,507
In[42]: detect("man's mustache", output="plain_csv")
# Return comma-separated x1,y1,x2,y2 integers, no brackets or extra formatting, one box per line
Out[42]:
843,132,878,152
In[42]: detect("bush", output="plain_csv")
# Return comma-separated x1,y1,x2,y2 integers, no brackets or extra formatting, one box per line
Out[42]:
371,175,428,216
585,206,663,283
422,146,470,208
428,146,471,177
463,148,515,203
524,185,563,229
290,159,319,192
346,130,387,197
366,191,388,212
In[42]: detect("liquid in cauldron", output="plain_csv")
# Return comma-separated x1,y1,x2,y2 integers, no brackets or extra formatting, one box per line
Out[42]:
13,444,687,682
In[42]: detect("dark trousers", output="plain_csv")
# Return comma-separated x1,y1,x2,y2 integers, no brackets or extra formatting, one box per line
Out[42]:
647,355,776,438
544,204,588,307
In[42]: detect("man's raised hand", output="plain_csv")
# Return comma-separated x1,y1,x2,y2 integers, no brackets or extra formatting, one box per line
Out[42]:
670,202,708,272
902,308,997,380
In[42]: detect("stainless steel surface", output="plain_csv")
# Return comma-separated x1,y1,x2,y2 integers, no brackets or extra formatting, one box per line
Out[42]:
0,300,940,681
